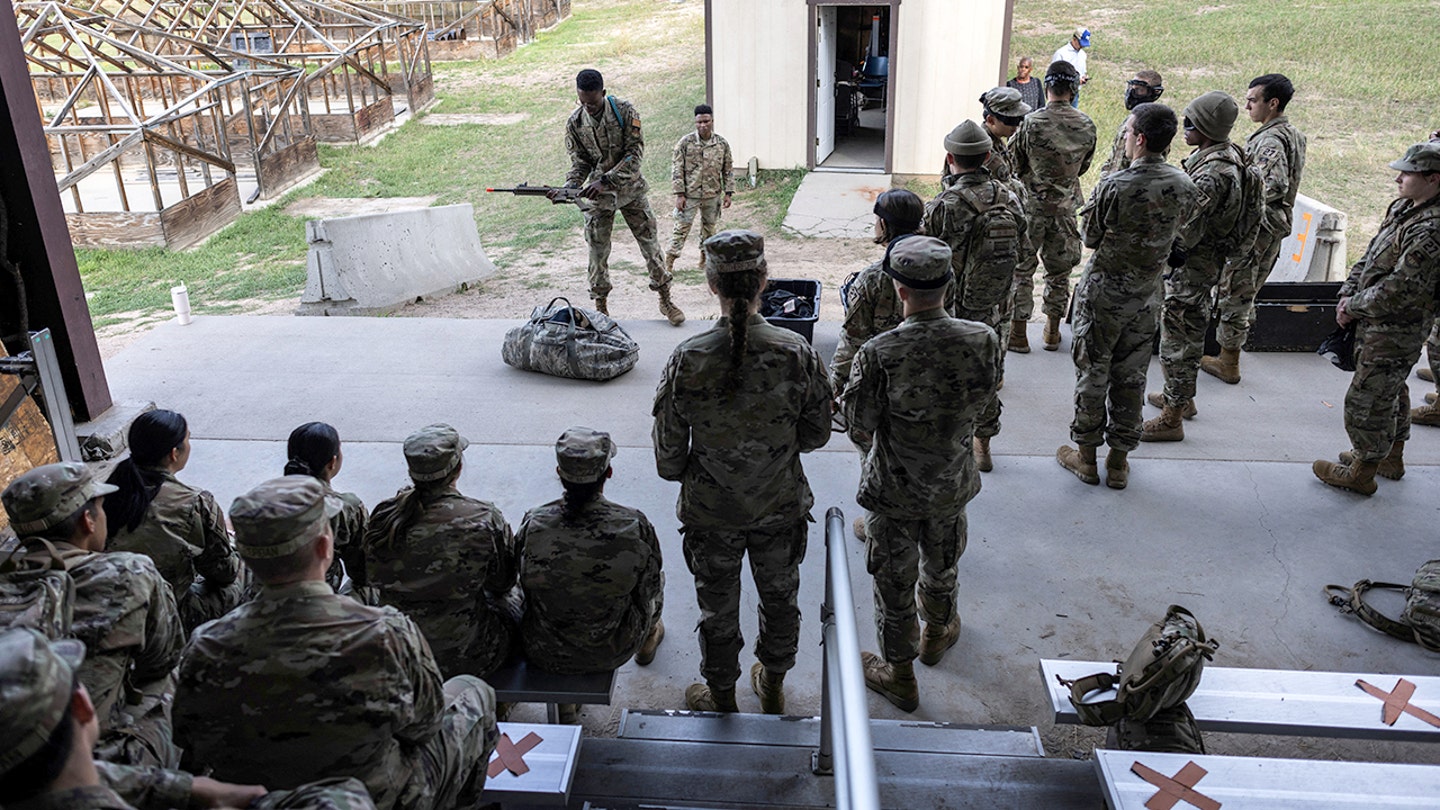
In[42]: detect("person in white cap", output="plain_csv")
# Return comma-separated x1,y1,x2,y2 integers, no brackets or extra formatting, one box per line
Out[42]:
1051,26,1091,106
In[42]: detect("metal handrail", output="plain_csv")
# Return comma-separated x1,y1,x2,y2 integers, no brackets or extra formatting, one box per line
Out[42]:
812,506,880,809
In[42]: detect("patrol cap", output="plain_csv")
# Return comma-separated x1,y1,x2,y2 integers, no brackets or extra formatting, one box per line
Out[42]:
555,426,617,484
1183,91,1239,142
1045,60,1080,85
1,462,117,536
883,235,953,290
1390,142,1440,173
1074,27,1092,47
0,628,85,774
404,424,469,482
980,87,1031,120
703,230,767,274
230,476,340,560
944,120,991,156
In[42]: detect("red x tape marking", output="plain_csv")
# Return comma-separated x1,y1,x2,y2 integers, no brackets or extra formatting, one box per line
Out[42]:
1131,760,1221,810
1355,678,1440,728
487,731,544,778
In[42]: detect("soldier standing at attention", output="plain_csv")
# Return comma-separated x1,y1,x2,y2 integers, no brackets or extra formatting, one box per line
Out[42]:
923,120,1025,473
667,105,733,277
1202,73,1307,383
517,427,665,724
1099,71,1164,178
1143,92,1246,442
841,237,999,713
364,424,517,679
552,68,684,325
175,477,498,810
1011,60,1096,353
653,230,831,715
1313,143,1440,495
1057,103,1197,490
2,462,184,769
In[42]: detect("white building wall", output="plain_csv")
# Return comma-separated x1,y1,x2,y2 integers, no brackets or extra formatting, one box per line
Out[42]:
710,3,809,170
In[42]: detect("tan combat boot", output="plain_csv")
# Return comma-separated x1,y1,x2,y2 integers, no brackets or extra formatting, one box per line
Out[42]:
697,250,707,272
664,253,678,278
593,296,609,316
1042,315,1062,351
1147,391,1197,419
1105,448,1130,490
1340,442,1405,480
635,618,665,665
918,616,962,666
852,515,867,542
1418,366,1435,383
1427,392,1437,405
1056,444,1100,485
750,662,785,715
1312,458,1379,496
1200,347,1242,384
860,652,919,712
1413,403,1440,426
973,436,993,472
1008,321,1031,353
1140,405,1186,442
657,285,686,326
685,682,738,713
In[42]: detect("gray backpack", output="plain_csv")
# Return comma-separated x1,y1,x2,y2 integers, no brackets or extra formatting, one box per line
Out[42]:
1326,560,1440,652
1063,605,1219,725
502,297,639,381
0,539,80,640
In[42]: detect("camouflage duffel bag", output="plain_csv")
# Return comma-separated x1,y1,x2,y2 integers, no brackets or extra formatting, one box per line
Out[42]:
502,297,639,381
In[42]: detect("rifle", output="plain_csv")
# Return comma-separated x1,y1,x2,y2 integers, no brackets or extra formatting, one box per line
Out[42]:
486,183,617,210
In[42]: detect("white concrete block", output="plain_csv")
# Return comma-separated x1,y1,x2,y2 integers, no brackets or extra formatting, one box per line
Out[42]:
1270,193,1348,283
299,203,496,315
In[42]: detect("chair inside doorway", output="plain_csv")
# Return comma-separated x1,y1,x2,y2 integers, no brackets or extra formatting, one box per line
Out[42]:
820,6,888,171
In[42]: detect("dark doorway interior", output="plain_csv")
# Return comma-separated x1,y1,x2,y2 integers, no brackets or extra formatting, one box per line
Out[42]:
822,6,889,170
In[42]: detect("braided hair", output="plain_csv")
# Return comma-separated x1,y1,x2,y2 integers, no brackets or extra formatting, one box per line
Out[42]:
704,257,766,389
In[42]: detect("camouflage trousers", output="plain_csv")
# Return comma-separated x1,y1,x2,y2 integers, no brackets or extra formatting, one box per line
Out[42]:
1344,324,1427,461
395,675,498,810
1158,259,1223,407
863,510,968,664
95,672,180,769
1215,226,1284,350
1070,281,1160,452
682,520,808,688
1426,320,1440,395
584,189,672,299
666,196,723,262
975,316,1010,440
179,575,246,636
1013,209,1081,321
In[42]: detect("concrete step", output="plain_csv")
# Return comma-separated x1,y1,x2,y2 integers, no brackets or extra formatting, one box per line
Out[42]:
618,708,1045,757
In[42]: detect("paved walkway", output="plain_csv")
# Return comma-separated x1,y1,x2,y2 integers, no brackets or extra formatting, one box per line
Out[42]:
782,172,891,238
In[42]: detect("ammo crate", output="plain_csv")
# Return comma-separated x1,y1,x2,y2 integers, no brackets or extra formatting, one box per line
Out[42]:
762,278,821,343
1245,281,1342,352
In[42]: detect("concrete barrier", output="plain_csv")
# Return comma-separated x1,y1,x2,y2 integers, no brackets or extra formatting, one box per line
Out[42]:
299,204,496,316
1270,193,1347,283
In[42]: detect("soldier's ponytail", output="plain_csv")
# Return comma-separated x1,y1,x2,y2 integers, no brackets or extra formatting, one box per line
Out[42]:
706,265,765,389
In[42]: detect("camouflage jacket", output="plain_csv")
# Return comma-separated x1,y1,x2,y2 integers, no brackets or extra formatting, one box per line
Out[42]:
653,314,832,530
924,169,1027,324
1081,154,1198,299
565,96,646,193
12,541,183,735
671,132,734,199
842,308,999,519
983,129,1018,186
517,495,662,674
324,482,369,588
77,764,377,810
1340,195,1440,347
1013,101,1096,215
832,259,957,393
105,470,240,597
175,581,445,810
1099,118,1130,178
1177,141,1245,263
1246,116,1307,235
363,487,516,677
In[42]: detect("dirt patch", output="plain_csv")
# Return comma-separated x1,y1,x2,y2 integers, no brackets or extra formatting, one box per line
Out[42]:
420,113,531,126
283,196,440,219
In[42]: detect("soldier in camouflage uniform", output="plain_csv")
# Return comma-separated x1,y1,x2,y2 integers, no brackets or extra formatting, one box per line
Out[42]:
364,425,517,678
176,476,497,810
1409,128,1440,426
1099,71,1164,178
653,230,831,715
1203,73,1307,384
1313,143,1440,495
1143,92,1246,442
1011,60,1097,352
924,119,1025,473
556,68,684,325
841,237,1000,713
518,428,664,722
0,627,377,810
667,105,734,276
1057,103,1197,490
103,410,243,633
1,462,184,769
284,422,369,598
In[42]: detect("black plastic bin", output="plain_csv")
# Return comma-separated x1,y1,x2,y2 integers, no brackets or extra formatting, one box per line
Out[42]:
1245,281,1342,352
761,278,822,343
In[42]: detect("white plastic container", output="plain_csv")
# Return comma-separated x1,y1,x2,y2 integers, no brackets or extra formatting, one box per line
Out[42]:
171,282,192,325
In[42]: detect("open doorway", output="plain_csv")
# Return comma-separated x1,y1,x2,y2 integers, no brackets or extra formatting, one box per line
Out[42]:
814,5,891,171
